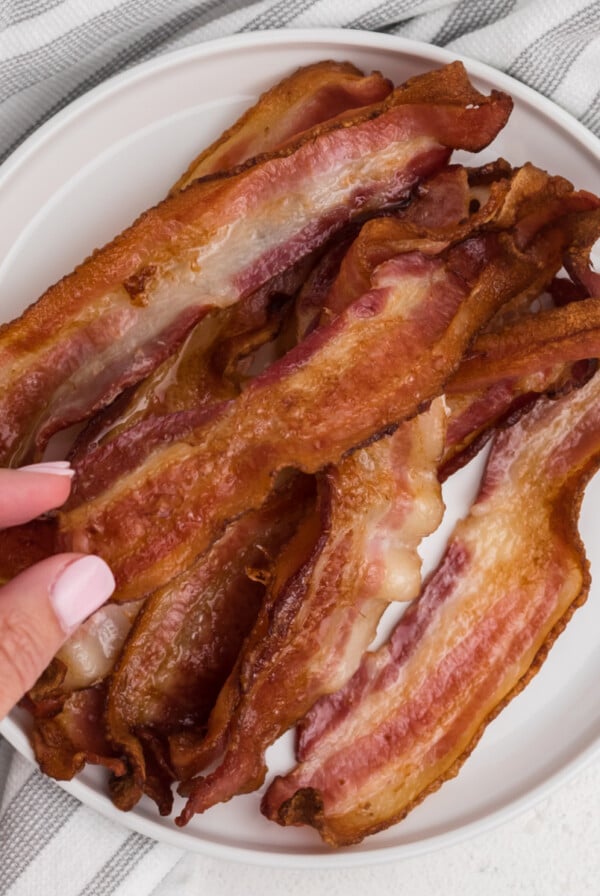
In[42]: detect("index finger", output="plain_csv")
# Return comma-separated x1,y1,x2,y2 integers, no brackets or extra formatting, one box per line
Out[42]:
0,463,75,528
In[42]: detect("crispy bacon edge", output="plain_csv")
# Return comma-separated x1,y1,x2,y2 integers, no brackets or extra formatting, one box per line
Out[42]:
171,60,393,190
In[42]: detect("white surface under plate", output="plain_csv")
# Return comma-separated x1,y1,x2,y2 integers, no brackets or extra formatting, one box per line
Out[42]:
0,29,599,868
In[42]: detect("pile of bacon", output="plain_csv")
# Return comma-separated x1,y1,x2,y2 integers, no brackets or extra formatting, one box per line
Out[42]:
2,58,600,848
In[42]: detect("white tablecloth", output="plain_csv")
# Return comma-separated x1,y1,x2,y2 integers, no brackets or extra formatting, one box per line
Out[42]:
1,1,599,893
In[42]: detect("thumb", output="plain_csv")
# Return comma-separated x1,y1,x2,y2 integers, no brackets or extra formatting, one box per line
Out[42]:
0,553,115,718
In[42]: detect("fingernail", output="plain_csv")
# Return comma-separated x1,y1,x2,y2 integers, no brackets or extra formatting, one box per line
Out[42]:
19,461,75,478
50,555,116,633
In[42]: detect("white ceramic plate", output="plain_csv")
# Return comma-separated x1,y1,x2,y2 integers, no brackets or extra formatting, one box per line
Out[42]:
1,29,599,868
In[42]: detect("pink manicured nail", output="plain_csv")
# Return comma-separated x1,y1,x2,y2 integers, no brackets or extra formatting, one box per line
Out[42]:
19,461,75,477
50,555,116,632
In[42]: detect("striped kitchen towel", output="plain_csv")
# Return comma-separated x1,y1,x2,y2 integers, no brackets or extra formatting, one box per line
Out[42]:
1,1,599,894
1,0,599,164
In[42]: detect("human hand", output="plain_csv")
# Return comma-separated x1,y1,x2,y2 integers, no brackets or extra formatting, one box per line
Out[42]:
0,462,115,719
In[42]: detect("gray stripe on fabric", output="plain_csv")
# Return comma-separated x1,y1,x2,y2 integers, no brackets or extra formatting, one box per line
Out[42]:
2,0,66,29
79,832,154,896
0,773,79,895
508,3,600,98
0,0,178,103
0,0,248,164
347,0,422,32
239,0,319,31
433,0,516,45
0,0,245,104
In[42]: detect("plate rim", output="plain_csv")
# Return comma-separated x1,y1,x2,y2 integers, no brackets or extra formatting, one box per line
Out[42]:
1,26,599,868
2,710,600,868
2,27,599,185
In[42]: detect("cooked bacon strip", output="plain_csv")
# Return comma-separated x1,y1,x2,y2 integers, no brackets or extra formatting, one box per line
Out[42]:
59,167,589,603
0,518,56,583
68,262,307,461
72,59,376,458
0,62,510,466
263,368,600,846
294,165,472,338
174,400,446,818
71,61,386,454
29,685,126,782
441,203,600,476
104,475,314,813
172,60,393,191
447,296,600,394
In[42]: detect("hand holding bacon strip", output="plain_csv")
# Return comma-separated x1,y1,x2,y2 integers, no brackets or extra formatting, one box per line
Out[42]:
263,368,600,846
15,60,395,793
